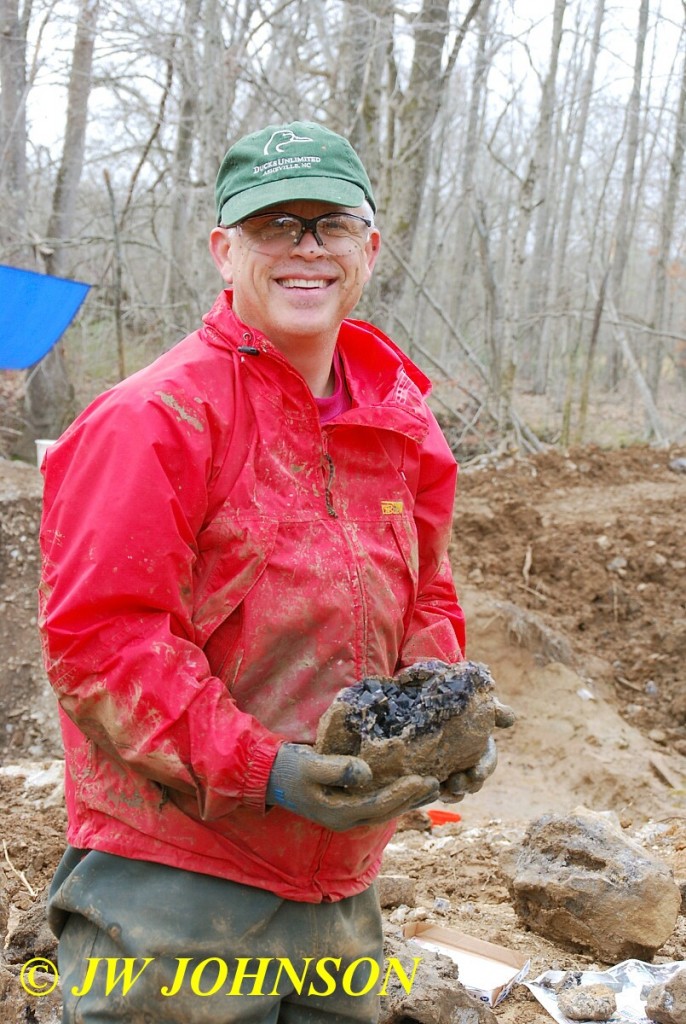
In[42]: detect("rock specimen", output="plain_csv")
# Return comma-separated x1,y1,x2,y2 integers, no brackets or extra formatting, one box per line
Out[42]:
558,983,617,1021
4,892,57,964
646,968,686,1024
316,660,502,787
379,933,497,1024
503,807,681,961
679,878,686,916
396,809,432,832
0,961,62,1023
376,874,416,909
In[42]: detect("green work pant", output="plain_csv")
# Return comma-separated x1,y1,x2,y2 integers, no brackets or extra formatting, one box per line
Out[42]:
48,847,384,1024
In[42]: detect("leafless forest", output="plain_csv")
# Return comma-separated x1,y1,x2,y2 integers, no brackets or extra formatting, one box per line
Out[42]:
1,0,685,454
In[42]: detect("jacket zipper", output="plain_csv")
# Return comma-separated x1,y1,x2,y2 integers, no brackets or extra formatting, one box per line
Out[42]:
236,330,338,518
323,451,337,518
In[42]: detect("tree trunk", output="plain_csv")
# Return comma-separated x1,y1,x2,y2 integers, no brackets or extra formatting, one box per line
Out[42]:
526,0,566,392
548,0,605,333
332,0,393,325
576,266,609,444
536,0,605,401
24,0,100,447
649,10,686,398
160,0,201,327
611,0,649,296
43,0,99,275
453,0,491,308
377,0,483,326
606,295,667,443
0,0,32,267
498,0,566,431
339,0,392,187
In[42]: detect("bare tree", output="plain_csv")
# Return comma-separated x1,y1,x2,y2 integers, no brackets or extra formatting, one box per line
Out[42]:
377,0,484,321
22,0,101,446
0,0,33,267
553,0,606,442
524,0,567,389
454,0,492,301
159,0,201,324
43,0,100,278
609,0,649,303
604,0,666,437
496,0,566,431
337,0,393,188
649,2,686,397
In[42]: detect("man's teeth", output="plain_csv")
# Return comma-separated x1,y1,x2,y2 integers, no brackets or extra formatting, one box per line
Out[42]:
280,279,327,289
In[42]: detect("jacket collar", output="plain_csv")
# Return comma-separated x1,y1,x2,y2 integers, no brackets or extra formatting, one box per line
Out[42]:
202,290,432,441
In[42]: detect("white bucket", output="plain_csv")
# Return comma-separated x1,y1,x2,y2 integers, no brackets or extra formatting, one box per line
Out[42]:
35,439,57,467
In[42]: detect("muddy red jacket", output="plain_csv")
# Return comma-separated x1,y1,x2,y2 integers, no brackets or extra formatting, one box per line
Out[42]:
39,291,465,902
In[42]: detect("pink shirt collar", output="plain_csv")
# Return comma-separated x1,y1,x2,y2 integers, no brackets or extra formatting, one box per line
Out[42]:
314,350,352,423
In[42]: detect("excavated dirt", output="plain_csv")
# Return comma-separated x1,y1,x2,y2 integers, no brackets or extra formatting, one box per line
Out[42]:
1,442,686,1023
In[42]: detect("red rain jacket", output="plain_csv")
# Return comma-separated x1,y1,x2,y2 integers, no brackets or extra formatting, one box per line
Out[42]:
39,291,465,902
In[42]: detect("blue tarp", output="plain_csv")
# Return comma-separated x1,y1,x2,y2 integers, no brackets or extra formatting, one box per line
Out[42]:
0,264,91,370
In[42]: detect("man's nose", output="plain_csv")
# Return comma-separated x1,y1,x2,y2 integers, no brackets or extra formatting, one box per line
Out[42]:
293,229,324,255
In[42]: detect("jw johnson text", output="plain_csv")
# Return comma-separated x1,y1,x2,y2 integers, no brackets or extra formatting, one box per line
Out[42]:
69,955,423,999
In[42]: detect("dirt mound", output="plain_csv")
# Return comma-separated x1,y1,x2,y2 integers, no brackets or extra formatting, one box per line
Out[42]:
453,444,686,750
0,458,61,761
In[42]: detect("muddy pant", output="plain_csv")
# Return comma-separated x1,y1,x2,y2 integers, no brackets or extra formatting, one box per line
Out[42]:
48,847,383,1024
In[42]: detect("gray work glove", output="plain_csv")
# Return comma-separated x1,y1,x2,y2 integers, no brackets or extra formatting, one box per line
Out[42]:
266,743,440,831
440,698,516,803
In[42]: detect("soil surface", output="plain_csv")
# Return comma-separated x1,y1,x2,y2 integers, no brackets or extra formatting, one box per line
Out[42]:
1,443,685,1023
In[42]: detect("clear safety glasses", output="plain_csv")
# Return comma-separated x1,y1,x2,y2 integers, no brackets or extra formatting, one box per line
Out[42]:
231,211,372,256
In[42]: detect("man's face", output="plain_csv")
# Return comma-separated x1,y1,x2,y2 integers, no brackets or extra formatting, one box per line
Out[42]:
209,200,381,357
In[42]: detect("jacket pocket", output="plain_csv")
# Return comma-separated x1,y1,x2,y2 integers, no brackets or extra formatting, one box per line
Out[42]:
389,513,420,591
192,515,278,659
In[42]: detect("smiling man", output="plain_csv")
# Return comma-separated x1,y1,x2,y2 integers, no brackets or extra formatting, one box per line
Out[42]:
209,199,379,397
38,121,489,1024
210,125,382,398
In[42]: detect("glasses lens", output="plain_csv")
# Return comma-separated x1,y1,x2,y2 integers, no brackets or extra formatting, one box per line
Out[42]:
317,215,369,254
236,214,369,255
237,215,300,252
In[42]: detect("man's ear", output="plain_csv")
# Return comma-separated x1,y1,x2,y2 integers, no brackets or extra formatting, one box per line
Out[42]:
363,227,382,282
209,227,234,284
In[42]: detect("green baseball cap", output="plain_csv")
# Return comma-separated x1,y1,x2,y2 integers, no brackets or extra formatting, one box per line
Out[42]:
215,120,376,225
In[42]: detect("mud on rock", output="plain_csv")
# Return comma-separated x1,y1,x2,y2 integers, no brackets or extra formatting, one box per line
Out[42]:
315,660,500,786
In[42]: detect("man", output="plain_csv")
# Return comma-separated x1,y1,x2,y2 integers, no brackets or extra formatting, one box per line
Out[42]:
39,120,501,1024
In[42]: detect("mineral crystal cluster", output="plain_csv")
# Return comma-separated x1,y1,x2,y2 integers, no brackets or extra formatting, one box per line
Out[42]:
315,660,501,787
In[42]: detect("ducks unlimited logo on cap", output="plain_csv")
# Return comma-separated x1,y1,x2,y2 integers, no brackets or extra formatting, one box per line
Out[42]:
215,121,376,225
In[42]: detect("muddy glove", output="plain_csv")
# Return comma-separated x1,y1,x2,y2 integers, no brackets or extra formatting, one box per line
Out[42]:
440,698,516,803
267,743,440,831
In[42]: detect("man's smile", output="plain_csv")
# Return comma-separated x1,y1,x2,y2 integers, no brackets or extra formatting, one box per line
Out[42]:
278,277,330,289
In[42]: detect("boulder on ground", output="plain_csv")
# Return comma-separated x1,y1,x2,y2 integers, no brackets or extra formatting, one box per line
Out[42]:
646,967,686,1024
502,806,681,961
380,933,497,1024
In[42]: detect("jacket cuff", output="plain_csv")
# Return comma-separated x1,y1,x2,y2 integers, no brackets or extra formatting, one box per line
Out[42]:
241,736,284,811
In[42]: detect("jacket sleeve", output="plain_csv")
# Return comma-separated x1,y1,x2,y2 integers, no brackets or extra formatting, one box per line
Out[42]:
398,411,466,667
39,380,283,819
